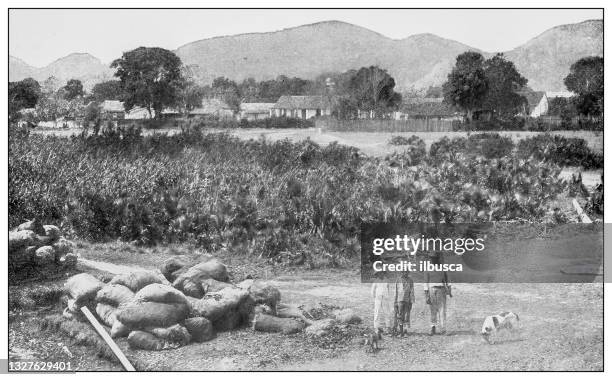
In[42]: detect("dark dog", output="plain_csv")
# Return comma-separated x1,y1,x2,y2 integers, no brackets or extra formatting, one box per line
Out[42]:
364,328,383,352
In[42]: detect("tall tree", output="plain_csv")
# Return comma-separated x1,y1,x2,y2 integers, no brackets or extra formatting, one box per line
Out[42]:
482,53,528,117
209,76,241,111
9,78,41,118
91,80,125,102
62,79,84,100
347,66,401,118
443,52,488,122
111,47,184,118
564,56,603,117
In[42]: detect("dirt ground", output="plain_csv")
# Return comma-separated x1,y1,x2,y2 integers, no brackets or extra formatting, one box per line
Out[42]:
8,243,603,371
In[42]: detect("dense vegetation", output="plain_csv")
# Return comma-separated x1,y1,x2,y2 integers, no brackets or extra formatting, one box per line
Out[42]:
9,127,600,264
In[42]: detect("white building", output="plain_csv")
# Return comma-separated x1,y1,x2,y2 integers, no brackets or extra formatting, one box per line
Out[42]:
271,95,332,119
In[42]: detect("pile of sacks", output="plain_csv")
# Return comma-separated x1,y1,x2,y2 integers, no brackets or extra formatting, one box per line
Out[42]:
9,219,77,272
62,255,305,351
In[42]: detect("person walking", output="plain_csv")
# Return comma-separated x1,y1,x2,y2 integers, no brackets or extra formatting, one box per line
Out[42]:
424,253,452,335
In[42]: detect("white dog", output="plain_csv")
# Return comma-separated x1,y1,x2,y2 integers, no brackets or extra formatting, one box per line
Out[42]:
481,311,519,343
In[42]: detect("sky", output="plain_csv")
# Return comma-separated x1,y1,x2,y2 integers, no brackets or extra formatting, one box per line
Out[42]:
9,9,603,67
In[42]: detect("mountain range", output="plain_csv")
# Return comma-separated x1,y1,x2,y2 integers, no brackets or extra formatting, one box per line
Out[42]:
9,19,603,92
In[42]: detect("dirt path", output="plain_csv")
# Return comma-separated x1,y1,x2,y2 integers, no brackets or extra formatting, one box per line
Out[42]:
18,254,601,371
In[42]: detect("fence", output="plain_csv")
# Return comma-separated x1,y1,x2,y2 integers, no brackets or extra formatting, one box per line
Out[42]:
315,118,455,132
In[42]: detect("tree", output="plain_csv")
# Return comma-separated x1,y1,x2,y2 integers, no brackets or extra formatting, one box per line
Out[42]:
443,52,488,122
208,76,241,111
42,76,61,94
179,81,205,113
564,56,603,117
9,78,41,119
91,80,125,102
111,47,184,118
482,53,528,118
62,79,84,100
424,86,443,98
347,66,402,118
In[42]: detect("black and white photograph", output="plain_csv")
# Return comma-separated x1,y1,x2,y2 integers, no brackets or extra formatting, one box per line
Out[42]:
4,5,606,373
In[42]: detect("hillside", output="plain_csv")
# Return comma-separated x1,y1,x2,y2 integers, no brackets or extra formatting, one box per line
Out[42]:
174,21,476,90
505,19,603,91
9,53,114,90
9,19,603,92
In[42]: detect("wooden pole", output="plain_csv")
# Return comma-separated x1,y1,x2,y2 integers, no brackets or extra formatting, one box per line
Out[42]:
80,306,136,371
572,198,593,224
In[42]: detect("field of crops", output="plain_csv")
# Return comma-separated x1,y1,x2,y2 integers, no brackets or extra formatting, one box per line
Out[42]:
9,126,603,265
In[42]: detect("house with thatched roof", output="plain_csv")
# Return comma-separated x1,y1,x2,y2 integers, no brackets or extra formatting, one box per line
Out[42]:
271,95,332,119
238,103,275,121
101,100,125,120
189,98,235,119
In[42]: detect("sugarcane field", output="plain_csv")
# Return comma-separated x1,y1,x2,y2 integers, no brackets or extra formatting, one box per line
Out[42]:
5,7,605,374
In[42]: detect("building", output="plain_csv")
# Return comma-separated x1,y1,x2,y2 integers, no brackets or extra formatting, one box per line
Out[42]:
521,91,549,117
271,95,332,119
189,98,235,119
398,98,464,121
238,103,275,121
125,106,154,120
101,100,125,120
546,91,575,99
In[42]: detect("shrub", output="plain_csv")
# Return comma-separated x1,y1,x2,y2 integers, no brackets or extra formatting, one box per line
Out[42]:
517,134,603,169
466,133,514,159
9,127,575,261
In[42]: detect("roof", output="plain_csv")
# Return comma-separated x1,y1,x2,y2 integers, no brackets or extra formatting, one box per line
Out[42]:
240,103,275,113
18,108,36,115
273,95,332,110
404,97,444,104
190,98,232,114
519,91,547,111
400,99,458,117
101,100,125,113
546,91,575,99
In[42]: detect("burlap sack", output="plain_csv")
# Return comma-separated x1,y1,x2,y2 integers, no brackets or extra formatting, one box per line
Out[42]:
110,320,131,338
160,255,193,282
248,281,281,311
109,270,165,292
333,308,362,324
43,225,61,243
65,273,104,304
116,301,189,329
96,284,134,307
201,278,234,294
9,230,39,253
213,309,243,331
52,238,73,256
16,219,45,235
58,252,78,268
172,259,229,295
127,331,165,351
191,287,248,322
145,324,191,346
133,283,189,306
252,313,305,335
183,317,215,342
95,303,118,327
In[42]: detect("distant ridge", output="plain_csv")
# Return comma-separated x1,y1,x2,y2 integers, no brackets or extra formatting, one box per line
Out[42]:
10,19,602,92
